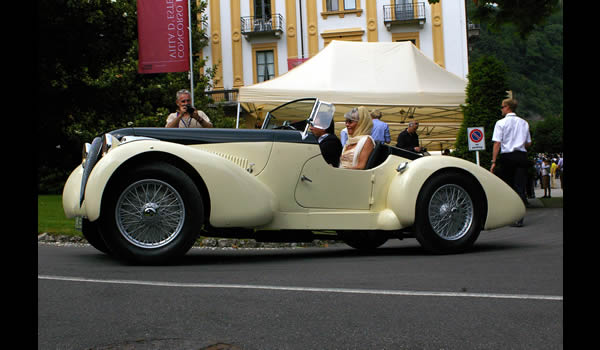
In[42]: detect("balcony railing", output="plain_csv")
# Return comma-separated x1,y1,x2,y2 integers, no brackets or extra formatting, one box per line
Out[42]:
383,2,426,29
241,14,284,39
205,89,239,106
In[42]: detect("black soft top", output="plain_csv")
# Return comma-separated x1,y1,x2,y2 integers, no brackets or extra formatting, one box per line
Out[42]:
109,127,318,145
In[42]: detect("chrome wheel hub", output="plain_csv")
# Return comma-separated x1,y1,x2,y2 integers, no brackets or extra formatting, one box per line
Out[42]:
115,179,185,249
428,184,474,241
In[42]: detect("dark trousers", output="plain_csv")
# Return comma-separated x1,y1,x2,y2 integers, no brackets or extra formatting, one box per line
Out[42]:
497,151,529,206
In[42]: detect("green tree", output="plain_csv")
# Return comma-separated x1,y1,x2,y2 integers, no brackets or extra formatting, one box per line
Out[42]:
467,0,560,38
467,3,562,119
38,0,218,193
531,114,563,154
454,56,509,168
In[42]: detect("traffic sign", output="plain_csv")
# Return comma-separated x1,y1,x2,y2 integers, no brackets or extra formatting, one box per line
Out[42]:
467,127,485,151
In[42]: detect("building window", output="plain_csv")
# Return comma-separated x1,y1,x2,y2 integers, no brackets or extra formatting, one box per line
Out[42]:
256,50,275,82
254,0,272,20
322,0,362,18
344,0,356,10
321,28,365,45
326,0,338,11
392,32,420,49
326,0,356,11
252,43,279,83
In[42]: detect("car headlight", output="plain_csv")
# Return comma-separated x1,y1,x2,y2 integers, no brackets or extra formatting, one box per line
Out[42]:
82,142,91,167
102,133,115,156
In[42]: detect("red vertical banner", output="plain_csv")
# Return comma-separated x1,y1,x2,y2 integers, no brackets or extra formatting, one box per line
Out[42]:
137,0,190,73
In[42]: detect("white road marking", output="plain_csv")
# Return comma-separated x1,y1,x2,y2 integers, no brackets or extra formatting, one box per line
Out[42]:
38,275,562,301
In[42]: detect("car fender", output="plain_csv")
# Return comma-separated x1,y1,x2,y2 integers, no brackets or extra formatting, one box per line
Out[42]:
80,140,277,227
387,156,525,229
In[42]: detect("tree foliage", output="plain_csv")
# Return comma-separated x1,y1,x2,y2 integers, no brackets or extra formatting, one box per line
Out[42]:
531,114,563,154
454,56,509,168
38,0,220,193
468,5,562,119
467,0,560,38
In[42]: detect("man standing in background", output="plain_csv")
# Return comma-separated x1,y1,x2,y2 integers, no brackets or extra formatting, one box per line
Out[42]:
490,98,532,227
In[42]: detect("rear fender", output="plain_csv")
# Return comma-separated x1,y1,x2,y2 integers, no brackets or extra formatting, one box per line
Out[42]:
387,156,524,230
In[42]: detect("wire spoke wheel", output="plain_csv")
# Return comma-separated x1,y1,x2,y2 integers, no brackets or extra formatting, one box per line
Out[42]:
427,184,473,241
115,179,185,249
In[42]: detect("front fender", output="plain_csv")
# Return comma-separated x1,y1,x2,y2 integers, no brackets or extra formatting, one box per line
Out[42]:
76,140,277,227
387,156,525,229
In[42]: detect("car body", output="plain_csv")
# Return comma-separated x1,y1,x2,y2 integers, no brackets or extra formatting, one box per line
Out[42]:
63,98,525,263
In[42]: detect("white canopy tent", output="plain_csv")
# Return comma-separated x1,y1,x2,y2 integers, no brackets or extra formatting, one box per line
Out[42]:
237,41,468,151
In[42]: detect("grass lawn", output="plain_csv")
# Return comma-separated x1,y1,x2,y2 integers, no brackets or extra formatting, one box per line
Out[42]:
38,195,81,236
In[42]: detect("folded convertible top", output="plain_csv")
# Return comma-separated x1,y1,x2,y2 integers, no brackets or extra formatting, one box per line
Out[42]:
109,127,318,145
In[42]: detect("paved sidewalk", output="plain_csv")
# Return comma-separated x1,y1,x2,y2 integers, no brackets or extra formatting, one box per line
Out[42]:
526,183,563,208
533,185,563,198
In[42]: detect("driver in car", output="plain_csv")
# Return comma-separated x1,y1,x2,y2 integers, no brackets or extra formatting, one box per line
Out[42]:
309,112,342,167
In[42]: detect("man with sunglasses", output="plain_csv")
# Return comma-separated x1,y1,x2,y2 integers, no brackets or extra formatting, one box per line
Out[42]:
490,98,532,227
165,89,213,128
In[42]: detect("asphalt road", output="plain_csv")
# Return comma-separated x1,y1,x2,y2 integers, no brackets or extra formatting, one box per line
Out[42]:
38,208,563,350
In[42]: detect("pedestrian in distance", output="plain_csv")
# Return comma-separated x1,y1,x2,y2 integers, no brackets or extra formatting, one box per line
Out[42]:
540,158,551,198
370,109,391,144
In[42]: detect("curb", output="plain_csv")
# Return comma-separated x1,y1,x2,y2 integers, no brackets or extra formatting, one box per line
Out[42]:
37,233,338,249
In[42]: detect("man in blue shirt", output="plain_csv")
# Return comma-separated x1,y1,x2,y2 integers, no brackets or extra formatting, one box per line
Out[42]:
370,109,391,144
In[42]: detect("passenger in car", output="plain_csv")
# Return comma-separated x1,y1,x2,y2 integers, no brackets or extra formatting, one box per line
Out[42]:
339,107,375,170
309,118,342,167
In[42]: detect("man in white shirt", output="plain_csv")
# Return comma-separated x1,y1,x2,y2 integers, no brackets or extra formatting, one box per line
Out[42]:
490,98,532,226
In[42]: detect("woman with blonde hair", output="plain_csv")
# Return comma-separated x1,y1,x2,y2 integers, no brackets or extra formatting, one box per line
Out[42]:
339,106,375,169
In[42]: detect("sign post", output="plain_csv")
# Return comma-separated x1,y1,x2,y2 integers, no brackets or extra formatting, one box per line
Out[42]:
467,127,485,166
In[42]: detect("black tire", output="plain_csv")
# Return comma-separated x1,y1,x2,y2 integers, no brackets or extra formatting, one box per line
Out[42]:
339,230,388,251
81,218,110,254
414,171,484,254
99,162,203,264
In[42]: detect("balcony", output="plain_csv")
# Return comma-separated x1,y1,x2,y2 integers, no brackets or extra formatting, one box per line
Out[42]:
205,89,239,107
383,2,426,30
241,14,284,39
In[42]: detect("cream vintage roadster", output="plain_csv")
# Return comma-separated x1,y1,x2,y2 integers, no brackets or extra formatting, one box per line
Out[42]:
63,98,525,264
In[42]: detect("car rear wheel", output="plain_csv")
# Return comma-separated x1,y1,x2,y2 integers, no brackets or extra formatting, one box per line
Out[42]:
415,172,483,254
99,162,203,264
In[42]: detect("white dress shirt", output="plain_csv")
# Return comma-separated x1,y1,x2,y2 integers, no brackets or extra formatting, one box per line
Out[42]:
492,113,532,153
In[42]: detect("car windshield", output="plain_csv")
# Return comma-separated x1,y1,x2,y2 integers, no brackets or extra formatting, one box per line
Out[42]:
262,98,317,130
308,102,335,130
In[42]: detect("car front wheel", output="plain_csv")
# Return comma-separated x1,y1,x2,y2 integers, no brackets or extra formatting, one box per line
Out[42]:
99,162,203,264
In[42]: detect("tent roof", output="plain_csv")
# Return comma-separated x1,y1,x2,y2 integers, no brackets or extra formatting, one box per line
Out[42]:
237,41,468,151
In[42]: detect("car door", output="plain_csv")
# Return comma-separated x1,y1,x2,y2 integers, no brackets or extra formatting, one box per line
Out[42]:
294,155,373,209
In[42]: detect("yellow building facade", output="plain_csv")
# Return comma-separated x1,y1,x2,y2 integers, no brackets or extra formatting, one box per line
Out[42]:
202,0,468,107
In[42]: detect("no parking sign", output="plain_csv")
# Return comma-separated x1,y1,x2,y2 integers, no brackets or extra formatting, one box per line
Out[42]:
467,127,485,151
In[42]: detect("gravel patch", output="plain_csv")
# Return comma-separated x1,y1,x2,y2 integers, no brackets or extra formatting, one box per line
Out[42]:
37,233,339,249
